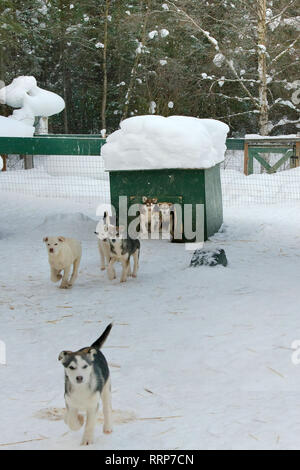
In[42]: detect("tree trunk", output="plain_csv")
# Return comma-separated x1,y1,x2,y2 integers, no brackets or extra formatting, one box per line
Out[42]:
62,66,69,134
257,0,269,136
121,0,151,121
0,46,7,118
59,0,68,134
101,0,110,136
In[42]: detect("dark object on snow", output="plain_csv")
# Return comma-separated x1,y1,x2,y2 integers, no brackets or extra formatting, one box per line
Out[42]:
190,248,228,267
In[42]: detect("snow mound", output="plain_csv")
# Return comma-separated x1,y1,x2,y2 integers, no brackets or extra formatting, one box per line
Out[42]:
0,116,35,137
0,76,65,130
43,155,107,179
38,213,97,240
102,115,229,171
245,134,298,139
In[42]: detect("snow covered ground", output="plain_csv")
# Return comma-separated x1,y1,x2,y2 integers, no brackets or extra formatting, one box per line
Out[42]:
1,187,300,450
221,167,300,205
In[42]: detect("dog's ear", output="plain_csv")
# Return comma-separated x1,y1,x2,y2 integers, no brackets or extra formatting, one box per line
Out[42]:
142,196,148,203
58,351,70,363
43,237,48,243
87,348,97,361
58,236,65,243
152,198,158,204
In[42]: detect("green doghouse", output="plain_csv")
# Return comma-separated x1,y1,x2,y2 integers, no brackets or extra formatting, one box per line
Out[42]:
103,115,228,243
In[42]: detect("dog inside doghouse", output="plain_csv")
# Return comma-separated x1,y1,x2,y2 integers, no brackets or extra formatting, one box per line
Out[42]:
139,196,182,241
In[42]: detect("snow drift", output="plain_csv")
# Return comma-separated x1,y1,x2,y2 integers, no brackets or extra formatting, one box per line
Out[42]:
39,213,97,241
102,115,229,171
0,116,35,137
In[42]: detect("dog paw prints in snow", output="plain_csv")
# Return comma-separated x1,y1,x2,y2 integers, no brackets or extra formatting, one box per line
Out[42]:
34,407,137,425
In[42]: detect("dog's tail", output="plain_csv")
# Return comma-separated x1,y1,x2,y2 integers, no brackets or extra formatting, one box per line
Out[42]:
91,323,113,350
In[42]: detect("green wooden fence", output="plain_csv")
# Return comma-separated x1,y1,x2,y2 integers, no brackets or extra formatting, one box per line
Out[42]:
244,138,299,175
0,136,106,156
0,135,244,157
0,135,298,175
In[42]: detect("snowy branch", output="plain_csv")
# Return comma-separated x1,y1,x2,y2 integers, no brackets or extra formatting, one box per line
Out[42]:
271,34,300,64
216,109,260,119
266,0,298,25
269,118,300,132
208,93,257,103
270,99,300,113
271,61,300,78
166,0,259,109
199,75,259,85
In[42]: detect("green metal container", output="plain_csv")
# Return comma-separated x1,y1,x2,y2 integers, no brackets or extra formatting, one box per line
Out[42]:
109,164,223,242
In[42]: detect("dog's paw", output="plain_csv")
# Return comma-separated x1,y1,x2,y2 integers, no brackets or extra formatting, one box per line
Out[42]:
60,283,70,289
69,421,82,431
66,414,84,431
103,426,113,434
108,271,116,281
78,414,84,427
101,266,106,271
81,435,94,446
51,274,62,283
132,274,137,278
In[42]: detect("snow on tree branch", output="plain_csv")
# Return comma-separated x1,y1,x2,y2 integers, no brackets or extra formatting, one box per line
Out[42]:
165,0,259,109
271,34,300,64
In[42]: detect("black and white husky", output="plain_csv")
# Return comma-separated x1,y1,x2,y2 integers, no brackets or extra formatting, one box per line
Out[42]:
106,225,140,283
95,213,141,283
59,324,113,446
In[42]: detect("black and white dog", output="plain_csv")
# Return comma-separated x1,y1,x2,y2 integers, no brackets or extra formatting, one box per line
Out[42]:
59,324,113,446
95,212,141,283
106,225,140,283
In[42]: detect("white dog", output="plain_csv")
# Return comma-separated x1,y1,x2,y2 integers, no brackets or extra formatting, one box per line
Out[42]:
140,197,160,237
160,203,172,237
43,236,82,289
95,213,111,271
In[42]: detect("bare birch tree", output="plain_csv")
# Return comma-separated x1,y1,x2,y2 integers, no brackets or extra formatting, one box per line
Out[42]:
165,0,299,135
121,0,152,121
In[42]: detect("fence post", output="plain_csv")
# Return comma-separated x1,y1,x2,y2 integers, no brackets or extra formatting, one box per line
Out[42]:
244,142,249,175
1,155,7,171
24,155,34,170
296,141,300,168
37,116,48,135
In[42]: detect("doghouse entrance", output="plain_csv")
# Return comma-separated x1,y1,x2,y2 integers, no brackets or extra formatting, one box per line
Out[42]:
129,195,183,242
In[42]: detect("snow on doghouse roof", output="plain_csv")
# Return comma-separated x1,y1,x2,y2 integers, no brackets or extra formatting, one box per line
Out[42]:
102,115,229,171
